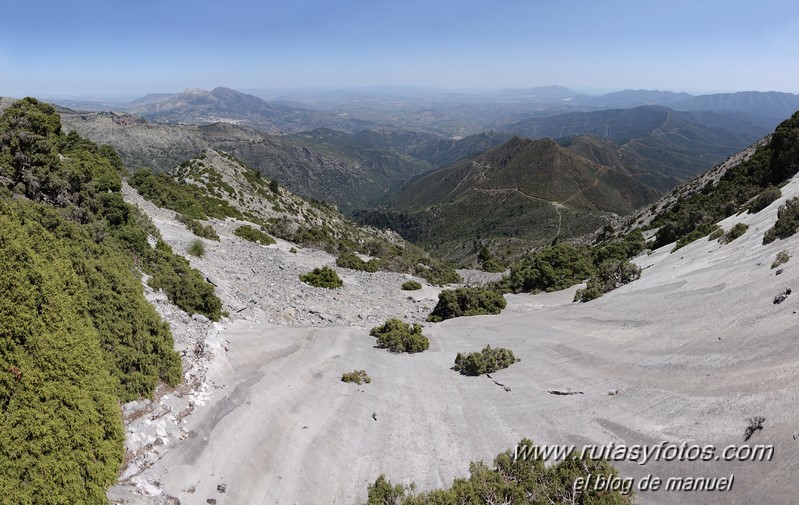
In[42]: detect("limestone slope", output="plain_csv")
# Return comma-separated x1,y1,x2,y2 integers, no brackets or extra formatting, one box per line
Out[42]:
111,167,799,505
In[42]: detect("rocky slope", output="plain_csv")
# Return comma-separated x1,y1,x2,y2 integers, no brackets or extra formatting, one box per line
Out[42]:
58,110,431,211
111,150,799,505
108,180,450,503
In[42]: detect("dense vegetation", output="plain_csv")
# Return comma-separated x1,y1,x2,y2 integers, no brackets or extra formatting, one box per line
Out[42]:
651,111,799,250
299,266,344,289
499,231,647,302
504,242,595,294
453,346,519,376
365,438,634,504
427,287,507,322
574,258,642,302
234,224,276,245
341,370,371,385
360,239,461,286
746,185,781,213
0,98,213,502
336,251,380,272
146,239,223,320
671,223,721,251
130,167,243,220
370,319,429,353
477,242,506,272
0,207,126,503
763,197,799,244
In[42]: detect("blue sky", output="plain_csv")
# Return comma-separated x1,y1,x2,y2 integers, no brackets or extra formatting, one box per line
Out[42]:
2,0,798,97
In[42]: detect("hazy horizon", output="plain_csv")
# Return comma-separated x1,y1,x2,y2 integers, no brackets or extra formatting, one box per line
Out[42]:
25,84,799,103
3,0,798,97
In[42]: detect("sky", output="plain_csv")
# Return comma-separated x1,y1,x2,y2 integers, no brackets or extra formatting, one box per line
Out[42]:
2,0,798,97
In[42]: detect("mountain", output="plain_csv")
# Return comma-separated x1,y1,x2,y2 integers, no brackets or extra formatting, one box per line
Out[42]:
580,89,694,108
679,91,799,121
355,136,660,261
59,110,431,212
122,87,373,134
495,85,579,100
129,87,287,118
623,110,799,249
501,105,764,189
250,87,799,138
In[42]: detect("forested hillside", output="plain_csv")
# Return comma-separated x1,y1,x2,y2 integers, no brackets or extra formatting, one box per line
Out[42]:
0,98,220,503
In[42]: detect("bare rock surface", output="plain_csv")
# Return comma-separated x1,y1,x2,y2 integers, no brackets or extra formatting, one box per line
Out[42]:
110,177,799,504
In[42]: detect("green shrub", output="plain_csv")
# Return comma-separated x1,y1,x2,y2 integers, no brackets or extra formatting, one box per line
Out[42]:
763,197,799,244
360,238,462,286
369,318,429,353
176,213,219,241
129,168,243,221
427,287,507,322
234,224,276,245
506,242,594,293
672,223,721,251
481,258,506,273
300,266,343,289
575,258,641,302
720,222,749,244
0,211,125,504
772,250,790,268
708,228,725,241
365,438,635,505
341,370,371,385
453,345,519,376
0,97,206,502
148,240,223,320
414,262,462,286
747,185,781,213
401,280,422,290
289,247,298,254
336,251,380,272
0,100,184,396
187,238,206,257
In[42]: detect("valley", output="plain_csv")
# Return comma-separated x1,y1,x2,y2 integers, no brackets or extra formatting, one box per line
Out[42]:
6,2,799,503
2,91,799,505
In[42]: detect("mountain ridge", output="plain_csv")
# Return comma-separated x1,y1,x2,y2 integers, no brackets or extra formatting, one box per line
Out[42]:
356,135,660,262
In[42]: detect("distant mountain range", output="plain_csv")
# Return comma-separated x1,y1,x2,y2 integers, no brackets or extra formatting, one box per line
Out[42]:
62,87,374,134
46,86,799,139
45,85,797,257
58,109,430,211
57,101,770,217
502,105,763,190
55,104,522,212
